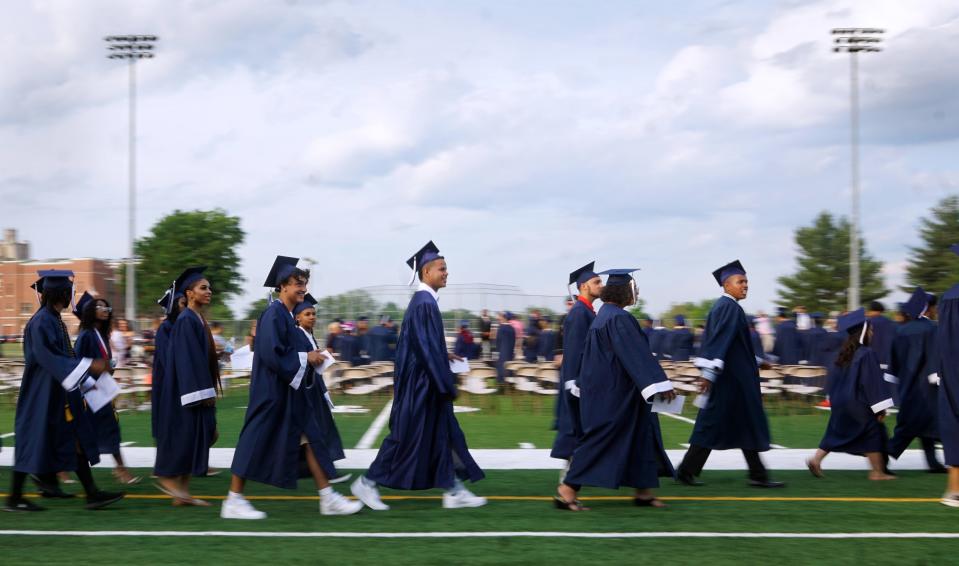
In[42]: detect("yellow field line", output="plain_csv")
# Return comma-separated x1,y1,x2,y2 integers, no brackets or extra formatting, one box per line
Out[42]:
10,493,940,503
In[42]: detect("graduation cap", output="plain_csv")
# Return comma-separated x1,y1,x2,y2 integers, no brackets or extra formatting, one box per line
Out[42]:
173,266,207,295
568,262,598,287
406,241,443,284
837,308,866,334
157,288,185,314
674,315,686,326
901,287,928,319
379,314,392,324
293,293,318,316
712,260,746,287
32,269,75,293
599,268,640,286
72,291,96,320
264,256,300,288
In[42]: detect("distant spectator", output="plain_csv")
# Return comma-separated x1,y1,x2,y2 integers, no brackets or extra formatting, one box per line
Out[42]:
478,309,492,358
110,318,132,367
754,311,774,353
494,312,516,384
454,320,480,360
537,316,556,362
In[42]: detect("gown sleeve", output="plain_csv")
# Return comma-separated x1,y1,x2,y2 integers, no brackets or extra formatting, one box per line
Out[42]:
610,314,673,401
410,302,456,396
693,301,737,380
30,315,92,391
173,312,217,406
858,348,894,413
256,307,309,390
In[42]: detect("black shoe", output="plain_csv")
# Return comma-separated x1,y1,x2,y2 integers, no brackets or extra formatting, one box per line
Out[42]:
748,479,786,488
676,471,704,487
928,466,948,474
85,490,125,510
4,497,46,512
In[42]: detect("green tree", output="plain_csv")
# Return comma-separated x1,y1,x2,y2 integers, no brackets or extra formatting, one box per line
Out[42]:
626,298,649,321
776,211,887,312
314,289,379,323
659,299,716,327
244,298,271,321
130,209,245,318
904,195,959,295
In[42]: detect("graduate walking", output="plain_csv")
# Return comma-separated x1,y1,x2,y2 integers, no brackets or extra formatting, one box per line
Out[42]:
224,258,362,519
6,270,123,511
806,309,895,480
153,267,220,506
351,242,485,510
937,245,959,506
494,311,516,384
887,287,945,472
668,315,695,362
556,269,676,511
152,288,186,442
73,292,140,485
676,261,784,488
550,262,602,466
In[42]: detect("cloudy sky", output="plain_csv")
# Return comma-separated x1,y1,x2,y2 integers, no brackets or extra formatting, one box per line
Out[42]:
2,0,958,316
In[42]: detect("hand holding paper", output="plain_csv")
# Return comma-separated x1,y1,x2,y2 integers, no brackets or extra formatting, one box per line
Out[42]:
652,394,685,414
83,372,121,413
449,358,470,374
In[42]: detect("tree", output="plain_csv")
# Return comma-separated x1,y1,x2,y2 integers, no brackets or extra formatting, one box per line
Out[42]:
244,298,271,321
130,209,245,318
626,298,649,321
904,195,959,295
314,289,379,323
659,299,716,328
776,211,887,313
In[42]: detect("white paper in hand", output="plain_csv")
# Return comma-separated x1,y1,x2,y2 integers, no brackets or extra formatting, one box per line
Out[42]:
318,350,336,373
449,358,470,374
693,393,710,409
652,394,686,414
83,372,121,412
230,345,253,370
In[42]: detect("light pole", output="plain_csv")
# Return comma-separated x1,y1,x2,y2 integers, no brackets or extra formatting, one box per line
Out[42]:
105,34,158,327
832,28,883,311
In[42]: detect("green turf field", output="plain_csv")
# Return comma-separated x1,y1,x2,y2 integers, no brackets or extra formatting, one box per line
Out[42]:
0,469,957,564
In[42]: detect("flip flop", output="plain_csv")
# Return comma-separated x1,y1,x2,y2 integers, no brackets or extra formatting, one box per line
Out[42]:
634,497,667,508
553,496,589,512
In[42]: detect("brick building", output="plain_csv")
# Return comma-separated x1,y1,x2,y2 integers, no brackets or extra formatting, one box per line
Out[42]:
0,258,122,336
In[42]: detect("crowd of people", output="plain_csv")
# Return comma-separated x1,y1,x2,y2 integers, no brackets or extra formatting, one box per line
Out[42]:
4,240,959,517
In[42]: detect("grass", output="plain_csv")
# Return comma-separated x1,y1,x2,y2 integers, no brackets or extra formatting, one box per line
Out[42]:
0,469,956,564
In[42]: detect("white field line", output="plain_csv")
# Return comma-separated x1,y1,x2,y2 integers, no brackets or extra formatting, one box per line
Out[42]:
1,530,958,539
355,400,393,450
0,432,14,438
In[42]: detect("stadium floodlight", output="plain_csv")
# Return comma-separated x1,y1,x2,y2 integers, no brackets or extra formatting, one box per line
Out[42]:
105,34,158,326
832,28,883,311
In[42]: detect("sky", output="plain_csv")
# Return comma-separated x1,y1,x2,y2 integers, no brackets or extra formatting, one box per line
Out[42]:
2,0,958,317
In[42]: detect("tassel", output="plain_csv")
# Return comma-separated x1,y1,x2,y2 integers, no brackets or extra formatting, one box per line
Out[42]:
408,256,418,286
859,320,868,345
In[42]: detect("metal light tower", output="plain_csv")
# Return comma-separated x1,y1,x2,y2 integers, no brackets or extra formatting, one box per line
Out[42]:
105,35,158,326
832,28,883,311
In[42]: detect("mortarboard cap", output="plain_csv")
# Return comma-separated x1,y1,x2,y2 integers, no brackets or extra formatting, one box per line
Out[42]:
293,293,318,316
33,269,75,293
406,241,443,282
902,287,929,319
569,262,598,287
837,308,866,334
157,288,184,313
599,268,640,287
674,315,686,326
174,266,207,295
712,260,746,286
264,256,300,288
73,291,95,319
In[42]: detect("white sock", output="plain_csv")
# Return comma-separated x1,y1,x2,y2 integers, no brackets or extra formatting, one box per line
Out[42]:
319,487,334,498
227,491,244,501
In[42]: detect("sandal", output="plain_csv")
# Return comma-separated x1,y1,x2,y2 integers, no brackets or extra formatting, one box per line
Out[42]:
634,497,667,508
553,496,589,512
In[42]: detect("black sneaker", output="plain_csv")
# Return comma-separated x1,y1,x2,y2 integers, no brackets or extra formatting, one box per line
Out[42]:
85,490,125,510
748,479,786,488
4,497,46,512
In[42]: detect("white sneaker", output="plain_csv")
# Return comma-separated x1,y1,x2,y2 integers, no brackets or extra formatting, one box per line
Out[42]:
220,496,267,520
350,477,389,511
442,488,487,509
942,493,959,508
320,490,364,516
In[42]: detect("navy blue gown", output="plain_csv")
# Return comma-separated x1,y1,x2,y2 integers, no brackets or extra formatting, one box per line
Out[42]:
691,296,771,451
647,327,666,360
367,326,390,362
818,347,892,454
887,317,940,457
538,329,556,362
772,320,802,364
937,284,959,466
869,315,896,369
297,327,345,466
565,304,675,489
154,308,217,477
366,289,484,490
231,301,341,488
668,328,694,362
150,319,173,440
14,308,100,474
75,329,121,455
801,327,828,366
551,299,594,459
495,323,515,384
523,325,541,363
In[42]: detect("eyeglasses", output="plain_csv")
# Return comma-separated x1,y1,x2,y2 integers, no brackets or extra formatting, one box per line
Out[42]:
96,306,113,313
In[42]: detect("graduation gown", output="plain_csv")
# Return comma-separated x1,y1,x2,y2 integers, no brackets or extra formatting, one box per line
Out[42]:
154,308,217,477
937,284,959,466
691,296,771,451
818,347,892,454
647,328,666,360
801,327,831,367
367,325,389,362
668,328,694,362
335,334,363,366
888,318,940,453
14,308,100,474
231,301,339,488
538,329,556,362
565,304,675,489
495,323,515,383
150,319,174,439
551,299,594,459
366,289,484,490
453,330,478,359
749,328,764,360
772,320,802,364
522,325,541,363
869,315,896,369
75,329,122,455
296,327,345,465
